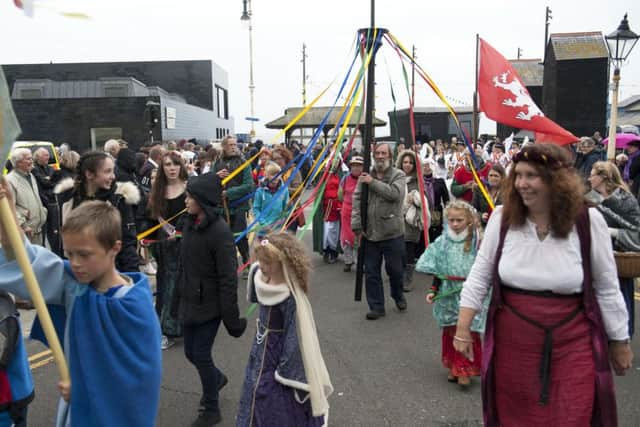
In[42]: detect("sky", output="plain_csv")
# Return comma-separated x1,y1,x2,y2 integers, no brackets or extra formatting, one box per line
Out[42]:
1,0,639,142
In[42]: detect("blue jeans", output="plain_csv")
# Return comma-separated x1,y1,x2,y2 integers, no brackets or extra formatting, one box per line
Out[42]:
620,277,635,338
364,236,406,313
183,318,223,414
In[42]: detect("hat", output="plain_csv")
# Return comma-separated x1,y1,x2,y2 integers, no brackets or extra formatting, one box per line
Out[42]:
349,156,364,165
494,142,505,151
628,139,640,148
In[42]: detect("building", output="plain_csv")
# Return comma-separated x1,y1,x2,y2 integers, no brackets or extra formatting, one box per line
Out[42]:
266,106,386,149
542,32,609,137
497,59,543,139
2,60,234,152
389,107,473,144
617,95,640,131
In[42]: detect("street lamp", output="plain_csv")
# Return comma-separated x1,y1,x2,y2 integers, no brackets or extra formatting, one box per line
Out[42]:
240,0,256,141
605,13,639,161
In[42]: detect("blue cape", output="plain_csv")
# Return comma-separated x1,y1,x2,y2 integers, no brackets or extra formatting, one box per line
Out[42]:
31,267,162,427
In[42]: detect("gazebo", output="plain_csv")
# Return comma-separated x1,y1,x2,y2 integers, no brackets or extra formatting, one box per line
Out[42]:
266,106,386,146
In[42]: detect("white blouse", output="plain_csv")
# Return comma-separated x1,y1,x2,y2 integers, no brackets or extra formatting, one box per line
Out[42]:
460,206,630,341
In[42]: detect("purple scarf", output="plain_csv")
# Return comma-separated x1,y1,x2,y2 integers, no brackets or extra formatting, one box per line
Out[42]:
623,150,640,181
422,174,435,209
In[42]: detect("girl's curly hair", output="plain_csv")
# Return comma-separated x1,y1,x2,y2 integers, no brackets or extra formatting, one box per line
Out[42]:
253,231,312,293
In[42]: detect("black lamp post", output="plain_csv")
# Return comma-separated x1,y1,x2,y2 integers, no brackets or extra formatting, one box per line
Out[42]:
605,14,639,160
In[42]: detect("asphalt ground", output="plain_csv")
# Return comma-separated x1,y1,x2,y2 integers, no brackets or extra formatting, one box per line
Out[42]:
19,231,640,426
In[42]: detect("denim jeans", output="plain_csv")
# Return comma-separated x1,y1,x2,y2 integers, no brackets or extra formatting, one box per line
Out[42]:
183,318,223,414
364,236,406,313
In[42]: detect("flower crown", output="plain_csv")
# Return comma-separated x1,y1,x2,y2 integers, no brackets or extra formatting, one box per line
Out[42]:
512,149,565,169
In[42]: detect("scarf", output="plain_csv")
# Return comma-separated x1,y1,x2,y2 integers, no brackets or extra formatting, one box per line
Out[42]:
624,150,640,181
422,174,435,209
258,242,333,418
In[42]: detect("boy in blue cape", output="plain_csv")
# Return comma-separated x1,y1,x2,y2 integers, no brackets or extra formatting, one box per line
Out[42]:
0,180,162,427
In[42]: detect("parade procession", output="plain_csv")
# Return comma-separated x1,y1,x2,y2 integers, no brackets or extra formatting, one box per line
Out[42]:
0,0,639,426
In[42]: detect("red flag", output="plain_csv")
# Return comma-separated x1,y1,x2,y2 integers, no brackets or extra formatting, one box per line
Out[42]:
478,37,578,145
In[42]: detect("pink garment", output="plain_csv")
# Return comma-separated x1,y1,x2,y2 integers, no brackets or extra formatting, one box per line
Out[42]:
339,174,358,246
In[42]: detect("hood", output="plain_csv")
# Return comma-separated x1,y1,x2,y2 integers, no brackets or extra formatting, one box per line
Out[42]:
116,148,138,174
54,178,140,205
395,149,418,178
186,172,223,221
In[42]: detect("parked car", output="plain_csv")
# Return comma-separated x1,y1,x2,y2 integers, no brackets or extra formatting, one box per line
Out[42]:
3,141,60,175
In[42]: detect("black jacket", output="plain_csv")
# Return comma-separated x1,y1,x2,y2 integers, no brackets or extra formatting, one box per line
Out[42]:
32,163,56,205
55,178,141,273
175,173,246,336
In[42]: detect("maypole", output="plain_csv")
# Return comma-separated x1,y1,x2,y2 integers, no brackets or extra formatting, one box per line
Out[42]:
355,0,387,301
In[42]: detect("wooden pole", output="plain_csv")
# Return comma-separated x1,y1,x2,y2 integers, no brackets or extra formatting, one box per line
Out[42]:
355,1,388,301
472,34,479,144
0,111,69,384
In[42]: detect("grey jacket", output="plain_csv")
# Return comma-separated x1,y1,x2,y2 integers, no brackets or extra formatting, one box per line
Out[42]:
596,187,640,252
351,166,406,242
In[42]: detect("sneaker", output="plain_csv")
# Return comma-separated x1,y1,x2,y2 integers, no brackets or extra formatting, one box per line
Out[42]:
395,298,408,311
191,411,222,427
161,335,175,350
365,311,386,320
140,263,157,275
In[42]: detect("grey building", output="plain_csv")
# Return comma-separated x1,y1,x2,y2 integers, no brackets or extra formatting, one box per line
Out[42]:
2,60,234,152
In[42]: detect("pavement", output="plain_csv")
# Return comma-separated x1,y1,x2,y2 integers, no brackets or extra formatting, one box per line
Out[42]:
18,232,640,426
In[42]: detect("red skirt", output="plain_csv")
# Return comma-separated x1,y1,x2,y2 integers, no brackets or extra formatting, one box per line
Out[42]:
494,288,595,427
442,326,482,377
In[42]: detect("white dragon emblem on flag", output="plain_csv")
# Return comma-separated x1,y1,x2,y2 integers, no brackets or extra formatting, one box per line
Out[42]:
493,71,543,121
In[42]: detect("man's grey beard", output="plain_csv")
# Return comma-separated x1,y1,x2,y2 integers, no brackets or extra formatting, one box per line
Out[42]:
374,159,391,173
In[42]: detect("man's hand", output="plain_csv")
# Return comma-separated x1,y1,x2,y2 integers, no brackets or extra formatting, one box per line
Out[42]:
216,169,230,179
58,381,71,402
358,173,373,184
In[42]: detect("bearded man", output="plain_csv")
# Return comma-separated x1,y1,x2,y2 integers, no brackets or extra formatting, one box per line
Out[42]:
351,143,407,320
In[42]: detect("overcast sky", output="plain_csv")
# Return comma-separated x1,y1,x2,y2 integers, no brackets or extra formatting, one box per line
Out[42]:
1,0,639,141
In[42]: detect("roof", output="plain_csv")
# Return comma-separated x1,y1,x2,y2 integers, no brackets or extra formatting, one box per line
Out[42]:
619,95,640,110
266,106,386,129
618,111,640,127
394,106,474,114
509,59,543,86
548,32,608,60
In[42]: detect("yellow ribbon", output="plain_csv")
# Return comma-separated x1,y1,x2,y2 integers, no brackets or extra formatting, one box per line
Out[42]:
136,208,187,241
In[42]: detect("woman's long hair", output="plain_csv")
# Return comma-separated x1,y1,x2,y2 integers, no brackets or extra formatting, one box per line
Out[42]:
148,151,189,219
501,143,584,238
591,161,630,195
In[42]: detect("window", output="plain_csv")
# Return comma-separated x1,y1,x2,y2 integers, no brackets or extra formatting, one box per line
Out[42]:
20,89,42,99
216,86,228,119
104,86,128,97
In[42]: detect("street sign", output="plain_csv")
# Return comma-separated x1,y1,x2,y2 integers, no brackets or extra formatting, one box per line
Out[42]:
245,117,260,122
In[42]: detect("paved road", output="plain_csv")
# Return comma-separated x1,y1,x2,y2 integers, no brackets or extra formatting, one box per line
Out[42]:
21,233,640,426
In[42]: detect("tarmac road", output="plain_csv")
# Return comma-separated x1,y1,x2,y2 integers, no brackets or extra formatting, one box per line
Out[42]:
21,232,640,426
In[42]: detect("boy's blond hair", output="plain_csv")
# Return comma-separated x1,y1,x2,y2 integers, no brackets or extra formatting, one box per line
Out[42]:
62,201,121,250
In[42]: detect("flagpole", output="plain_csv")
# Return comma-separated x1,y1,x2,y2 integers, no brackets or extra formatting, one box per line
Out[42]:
0,112,70,385
472,33,479,143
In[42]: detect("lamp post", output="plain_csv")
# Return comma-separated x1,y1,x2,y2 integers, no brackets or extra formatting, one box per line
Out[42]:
605,13,639,161
241,0,256,140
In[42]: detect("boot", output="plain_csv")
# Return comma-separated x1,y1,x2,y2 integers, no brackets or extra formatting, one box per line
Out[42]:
403,264,415,292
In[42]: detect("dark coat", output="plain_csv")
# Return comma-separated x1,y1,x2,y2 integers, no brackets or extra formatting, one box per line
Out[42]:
628,155,640,198
212,153,255,214
575,149,605,184
175,173,246,336
55,178,141,273
32,163,56,205
596,187,640,252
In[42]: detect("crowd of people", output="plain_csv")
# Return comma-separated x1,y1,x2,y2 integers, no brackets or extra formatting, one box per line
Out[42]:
0,130,636,426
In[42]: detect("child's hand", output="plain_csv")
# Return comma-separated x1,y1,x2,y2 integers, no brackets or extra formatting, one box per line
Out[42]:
58,381,71,402
425,293,435,304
